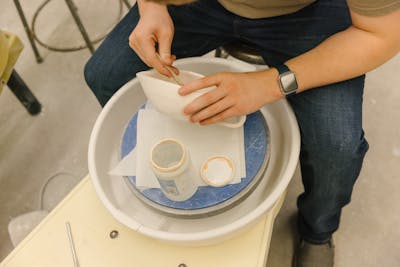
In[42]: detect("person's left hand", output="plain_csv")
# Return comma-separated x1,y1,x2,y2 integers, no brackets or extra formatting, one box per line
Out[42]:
178,69,284,125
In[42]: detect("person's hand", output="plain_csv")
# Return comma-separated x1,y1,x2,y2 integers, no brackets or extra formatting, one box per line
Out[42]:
129,1,177,77
178,70,284,125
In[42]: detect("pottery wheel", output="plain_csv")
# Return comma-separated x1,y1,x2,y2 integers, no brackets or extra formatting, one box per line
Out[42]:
120,108,270,218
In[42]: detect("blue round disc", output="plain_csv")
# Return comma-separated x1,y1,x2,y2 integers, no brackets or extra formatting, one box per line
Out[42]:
120,108,268,211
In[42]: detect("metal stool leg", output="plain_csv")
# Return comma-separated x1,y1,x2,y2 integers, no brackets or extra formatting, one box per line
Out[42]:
13,0,44,63
215,47,229,59
7,70,42,115
64,0,95,54
121,0,131,9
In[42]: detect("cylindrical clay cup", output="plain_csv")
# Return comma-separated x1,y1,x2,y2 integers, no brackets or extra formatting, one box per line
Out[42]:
150,138,198,201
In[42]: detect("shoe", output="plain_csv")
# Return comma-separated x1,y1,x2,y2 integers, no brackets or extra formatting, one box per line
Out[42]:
293,239,334,267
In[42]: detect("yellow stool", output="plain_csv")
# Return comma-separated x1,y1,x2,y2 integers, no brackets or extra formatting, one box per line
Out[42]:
0,31,23,91
0,30,41,115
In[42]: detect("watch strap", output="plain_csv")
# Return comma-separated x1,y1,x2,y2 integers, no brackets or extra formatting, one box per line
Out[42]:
276,64,297,96
276,64,290,75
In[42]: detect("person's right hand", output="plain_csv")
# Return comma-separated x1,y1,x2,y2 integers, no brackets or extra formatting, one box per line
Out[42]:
129,1,177,77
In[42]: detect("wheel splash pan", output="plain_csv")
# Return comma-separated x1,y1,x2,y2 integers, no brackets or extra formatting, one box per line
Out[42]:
88,57,300,245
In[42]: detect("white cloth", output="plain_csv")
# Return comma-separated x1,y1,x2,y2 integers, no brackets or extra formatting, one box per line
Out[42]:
110,108,246,188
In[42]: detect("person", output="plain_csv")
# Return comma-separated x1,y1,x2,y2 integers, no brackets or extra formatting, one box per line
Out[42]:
84,0,400,266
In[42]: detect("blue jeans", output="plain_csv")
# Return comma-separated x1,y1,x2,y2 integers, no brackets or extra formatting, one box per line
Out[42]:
84,0,369,244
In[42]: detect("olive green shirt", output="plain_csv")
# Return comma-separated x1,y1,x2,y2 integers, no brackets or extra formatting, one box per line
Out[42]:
217,0,400,18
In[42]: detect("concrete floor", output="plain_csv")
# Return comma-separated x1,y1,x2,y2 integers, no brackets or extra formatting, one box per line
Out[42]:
1,1,399,266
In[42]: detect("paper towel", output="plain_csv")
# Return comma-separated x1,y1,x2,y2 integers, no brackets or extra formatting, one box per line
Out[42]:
110,108,246,188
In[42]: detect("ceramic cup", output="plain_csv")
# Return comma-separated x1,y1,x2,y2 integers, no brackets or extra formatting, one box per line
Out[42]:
150,138,198,201
136,69,246,128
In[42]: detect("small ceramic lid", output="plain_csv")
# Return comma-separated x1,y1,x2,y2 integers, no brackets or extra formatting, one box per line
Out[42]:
201,156,234,187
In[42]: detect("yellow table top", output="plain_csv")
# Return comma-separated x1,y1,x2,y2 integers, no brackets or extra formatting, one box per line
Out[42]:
0,176,283,267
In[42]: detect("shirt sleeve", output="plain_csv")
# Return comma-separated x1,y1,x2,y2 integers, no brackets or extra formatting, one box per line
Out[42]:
347,0,400,16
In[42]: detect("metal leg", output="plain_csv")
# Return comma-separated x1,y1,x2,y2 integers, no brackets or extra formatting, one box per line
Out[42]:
7,70,42,115
13,0,43,63
121,0,131,9
214,47,229,59
64,0,95,54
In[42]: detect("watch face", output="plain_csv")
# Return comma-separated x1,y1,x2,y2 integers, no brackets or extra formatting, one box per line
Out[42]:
279,72,298,93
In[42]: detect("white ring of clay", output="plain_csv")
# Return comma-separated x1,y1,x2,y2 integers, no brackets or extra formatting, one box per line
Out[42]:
150,138,186,173
200,155,235,187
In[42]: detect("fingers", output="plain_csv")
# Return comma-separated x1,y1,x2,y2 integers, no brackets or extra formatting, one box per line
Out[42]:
183,86,228,115
199,108,237,126
166,55,179,74
156,53,179,75
157,31,173,65
190,97,233,123
179,73,225,96
142,40,172,77
129,30,176,77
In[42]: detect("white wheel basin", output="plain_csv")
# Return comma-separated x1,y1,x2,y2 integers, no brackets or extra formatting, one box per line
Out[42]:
88,57,300,245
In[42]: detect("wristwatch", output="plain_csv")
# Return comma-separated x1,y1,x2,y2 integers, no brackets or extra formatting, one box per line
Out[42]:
276,64,298,96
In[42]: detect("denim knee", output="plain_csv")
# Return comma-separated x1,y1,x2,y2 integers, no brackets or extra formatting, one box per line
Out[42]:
84,57,108,106
305,128,369,191
317,129,369,167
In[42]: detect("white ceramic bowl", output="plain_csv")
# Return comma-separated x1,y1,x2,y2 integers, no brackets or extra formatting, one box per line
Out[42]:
88,57,300,245
136,69,206,119
136,69,246,128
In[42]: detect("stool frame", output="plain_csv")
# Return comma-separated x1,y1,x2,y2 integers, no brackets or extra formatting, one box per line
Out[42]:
13,0,132,63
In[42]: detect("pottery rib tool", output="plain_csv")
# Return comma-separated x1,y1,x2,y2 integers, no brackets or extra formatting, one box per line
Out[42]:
156,53,184,85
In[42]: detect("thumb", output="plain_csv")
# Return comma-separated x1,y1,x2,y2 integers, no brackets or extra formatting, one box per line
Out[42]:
157,33,173,65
